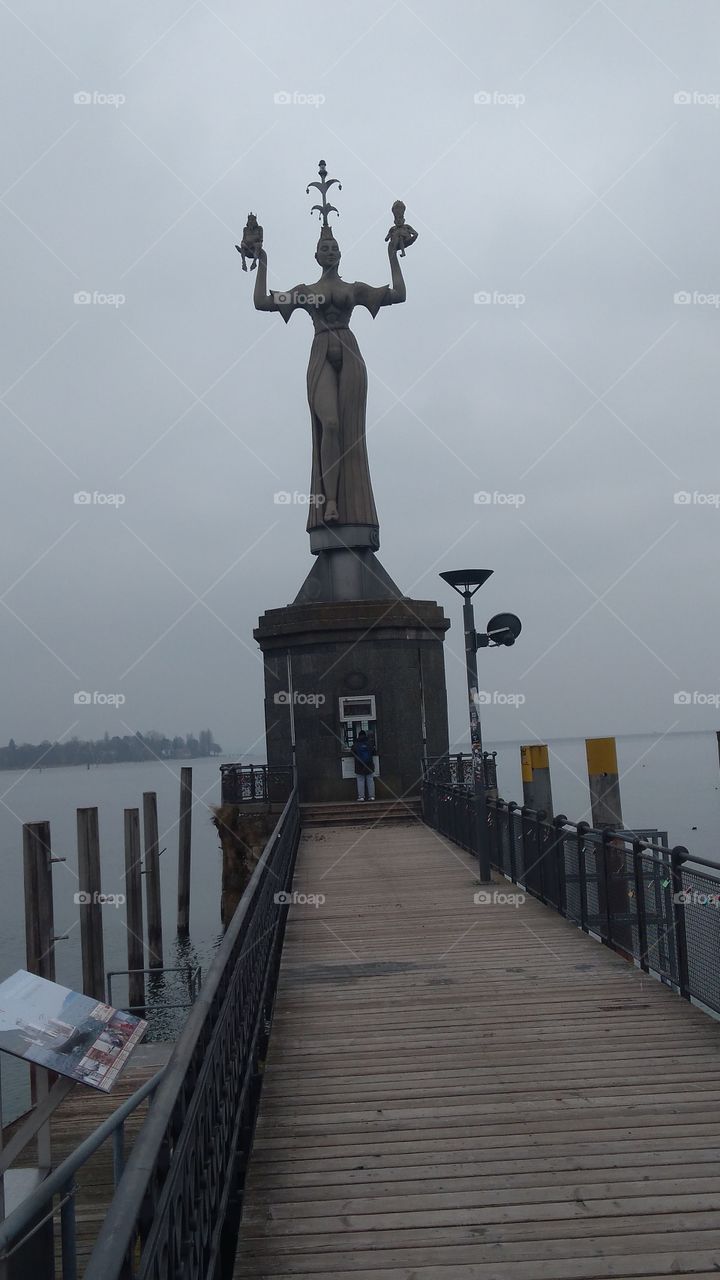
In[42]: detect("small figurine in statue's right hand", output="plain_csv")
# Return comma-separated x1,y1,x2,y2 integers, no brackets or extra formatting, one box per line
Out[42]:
385,200,418,257
235,212,264,271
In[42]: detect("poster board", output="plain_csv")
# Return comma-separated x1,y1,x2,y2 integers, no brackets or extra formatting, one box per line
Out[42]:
0,969,147,1092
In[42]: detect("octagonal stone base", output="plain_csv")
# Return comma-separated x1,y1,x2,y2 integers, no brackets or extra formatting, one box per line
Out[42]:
255,597,451,803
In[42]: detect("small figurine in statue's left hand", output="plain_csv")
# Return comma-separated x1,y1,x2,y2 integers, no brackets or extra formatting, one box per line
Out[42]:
385,200,418,257
235,212,264,271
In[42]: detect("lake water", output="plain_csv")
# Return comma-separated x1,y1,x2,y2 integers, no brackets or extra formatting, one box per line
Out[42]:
0,756,226,1119
1,732,717,1119
487,730,720,862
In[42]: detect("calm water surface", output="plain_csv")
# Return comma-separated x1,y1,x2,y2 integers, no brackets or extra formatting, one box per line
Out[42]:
0,757,226,1118
1,733,718,1118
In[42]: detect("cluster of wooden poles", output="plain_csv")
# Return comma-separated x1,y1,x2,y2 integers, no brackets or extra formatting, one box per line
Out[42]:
22,767,194,1012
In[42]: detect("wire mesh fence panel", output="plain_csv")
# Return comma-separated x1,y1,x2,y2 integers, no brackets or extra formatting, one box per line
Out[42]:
612,843,641,958
494,808,512,877
562,836,583,926
511,810,524,882
582,839,604,937
539,824,563,910
520,815,543,898
638,850,678,984
677,867,720,1013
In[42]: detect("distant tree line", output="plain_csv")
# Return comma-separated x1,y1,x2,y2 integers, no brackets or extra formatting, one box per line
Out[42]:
0,729,223,771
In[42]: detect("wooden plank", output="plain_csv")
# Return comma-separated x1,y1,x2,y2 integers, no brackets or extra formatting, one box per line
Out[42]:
232,821,720,1278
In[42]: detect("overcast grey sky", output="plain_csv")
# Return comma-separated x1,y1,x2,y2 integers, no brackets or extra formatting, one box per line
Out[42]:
1,0,719,754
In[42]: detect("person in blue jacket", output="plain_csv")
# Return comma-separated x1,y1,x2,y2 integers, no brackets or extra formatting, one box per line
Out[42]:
352,730,375,801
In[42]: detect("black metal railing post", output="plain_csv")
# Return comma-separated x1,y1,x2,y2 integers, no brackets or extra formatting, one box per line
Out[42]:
508,801,518,882
554,815,568,917
671,845,690,1000
536,810,547,905
600,828,615,947
633,839,649,974
494,798,505,874
520,805,532,892
577,822,590,933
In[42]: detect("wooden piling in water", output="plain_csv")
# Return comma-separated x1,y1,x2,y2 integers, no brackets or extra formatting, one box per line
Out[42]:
142,792,163,969
521,744,554,817
21,820,59,1132
585,736,624,828
177,767,192,936
124,809,145,1010
22,821,56,981
76,807,106,1002
585,737,632,958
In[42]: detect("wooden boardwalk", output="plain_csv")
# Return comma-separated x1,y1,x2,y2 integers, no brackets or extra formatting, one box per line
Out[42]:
234,819,720,1280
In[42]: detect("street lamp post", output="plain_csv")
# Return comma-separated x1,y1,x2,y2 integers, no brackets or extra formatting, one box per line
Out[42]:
440,570,522,884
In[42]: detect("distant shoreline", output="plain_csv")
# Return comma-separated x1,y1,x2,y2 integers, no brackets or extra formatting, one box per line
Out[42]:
0,754,231,774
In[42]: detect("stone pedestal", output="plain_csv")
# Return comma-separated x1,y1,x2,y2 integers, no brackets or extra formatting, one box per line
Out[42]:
254,597,450,803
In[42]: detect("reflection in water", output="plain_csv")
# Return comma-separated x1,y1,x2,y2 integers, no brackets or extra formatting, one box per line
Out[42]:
124,936,203,1043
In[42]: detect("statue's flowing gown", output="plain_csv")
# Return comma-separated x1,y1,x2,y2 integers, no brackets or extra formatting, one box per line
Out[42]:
274,282,389,532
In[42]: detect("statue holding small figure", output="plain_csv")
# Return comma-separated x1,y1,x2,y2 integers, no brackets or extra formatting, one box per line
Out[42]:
235,213,263,271
241,163,416,535
385,200,418,258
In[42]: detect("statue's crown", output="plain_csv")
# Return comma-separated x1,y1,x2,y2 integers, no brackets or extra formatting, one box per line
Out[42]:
306,159,342,229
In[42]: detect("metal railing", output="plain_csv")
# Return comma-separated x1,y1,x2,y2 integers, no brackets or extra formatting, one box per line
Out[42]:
220,762,293,805
0,1068,164,1280
84,784,300,1279
424,752,498,792
0,786,299,1279
106,964,202,1013
421,777,720,1016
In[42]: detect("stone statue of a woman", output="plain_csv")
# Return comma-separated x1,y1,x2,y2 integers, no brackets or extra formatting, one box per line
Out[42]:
252,215,411,536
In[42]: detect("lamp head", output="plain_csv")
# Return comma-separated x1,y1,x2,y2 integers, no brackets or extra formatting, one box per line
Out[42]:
439,569,494,598
486,612,522,646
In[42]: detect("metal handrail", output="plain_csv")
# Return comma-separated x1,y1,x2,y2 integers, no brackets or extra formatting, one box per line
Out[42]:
85,785,300,1279
422,776,720,1015
428,778,676,862
0,1067,164,1263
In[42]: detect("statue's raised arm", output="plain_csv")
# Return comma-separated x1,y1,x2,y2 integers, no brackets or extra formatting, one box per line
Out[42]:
238,160,417,532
